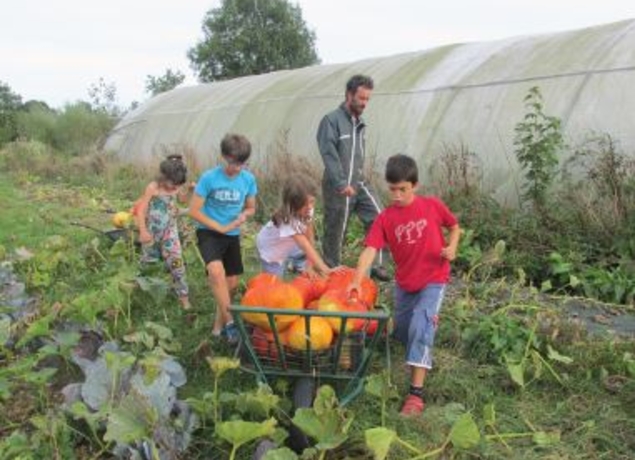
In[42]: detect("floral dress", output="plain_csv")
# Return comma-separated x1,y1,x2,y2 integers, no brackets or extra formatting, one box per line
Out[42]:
141,194,188,298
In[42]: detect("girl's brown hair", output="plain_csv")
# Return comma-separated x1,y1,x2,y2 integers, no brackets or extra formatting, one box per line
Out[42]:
158,154,187,186
271,176,317,228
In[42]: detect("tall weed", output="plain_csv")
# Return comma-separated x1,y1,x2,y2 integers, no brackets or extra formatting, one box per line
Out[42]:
249,129,322,223
559,133,635,258
513,86,563,210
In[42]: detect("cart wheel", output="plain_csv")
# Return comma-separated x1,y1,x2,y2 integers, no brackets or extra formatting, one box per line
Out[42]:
293,377,315,409
253,440,276,460
289,377,315,453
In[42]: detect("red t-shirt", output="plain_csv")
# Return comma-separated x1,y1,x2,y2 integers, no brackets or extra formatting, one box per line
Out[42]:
365,195,458,293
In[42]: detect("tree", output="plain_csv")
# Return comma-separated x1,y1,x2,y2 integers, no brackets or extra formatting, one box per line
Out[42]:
87,77,121,117
0,81,23,145
188,0,319,82
145,69,186,97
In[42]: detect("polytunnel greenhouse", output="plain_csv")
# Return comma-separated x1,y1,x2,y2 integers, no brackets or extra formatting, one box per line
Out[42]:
105,19,635,203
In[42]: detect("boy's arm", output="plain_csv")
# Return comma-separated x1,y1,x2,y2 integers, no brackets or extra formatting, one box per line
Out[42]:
189,193,238,233
239,195,256,220
441,224,461,261
348,246,378,296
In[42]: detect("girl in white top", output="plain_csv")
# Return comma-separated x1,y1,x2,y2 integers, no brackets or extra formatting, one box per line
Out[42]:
257,177,333,278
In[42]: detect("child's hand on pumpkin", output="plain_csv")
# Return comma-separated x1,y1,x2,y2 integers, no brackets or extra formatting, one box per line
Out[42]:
304,266,319,280
306,265,329,280
346,282,362,300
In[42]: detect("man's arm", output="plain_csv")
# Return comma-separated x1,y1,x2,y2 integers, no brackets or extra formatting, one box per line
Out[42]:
316,116,347,191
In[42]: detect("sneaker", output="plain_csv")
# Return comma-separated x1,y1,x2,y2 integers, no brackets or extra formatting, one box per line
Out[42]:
370,266,391,282
400,395,425,416
221,322,240,345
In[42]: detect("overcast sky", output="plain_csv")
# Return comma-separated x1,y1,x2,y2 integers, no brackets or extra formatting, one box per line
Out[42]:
2,0,634,108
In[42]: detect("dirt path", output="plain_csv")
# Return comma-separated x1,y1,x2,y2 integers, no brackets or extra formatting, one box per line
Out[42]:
560,297,635,338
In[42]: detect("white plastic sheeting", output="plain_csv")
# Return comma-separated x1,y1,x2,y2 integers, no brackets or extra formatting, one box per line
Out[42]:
105,19,635,202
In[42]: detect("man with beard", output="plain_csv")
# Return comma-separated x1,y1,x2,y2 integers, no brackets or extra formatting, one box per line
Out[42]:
316,74,389,281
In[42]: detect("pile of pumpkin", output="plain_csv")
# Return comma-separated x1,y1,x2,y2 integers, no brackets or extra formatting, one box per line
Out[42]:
240,268,380,358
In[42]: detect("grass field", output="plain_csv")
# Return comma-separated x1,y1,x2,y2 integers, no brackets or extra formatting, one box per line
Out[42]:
1,169,634,459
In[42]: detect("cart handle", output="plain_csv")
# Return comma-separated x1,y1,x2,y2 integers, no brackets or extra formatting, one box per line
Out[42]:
229,305,390,319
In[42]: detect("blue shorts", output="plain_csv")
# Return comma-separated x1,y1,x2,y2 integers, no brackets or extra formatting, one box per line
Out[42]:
393,283,446,369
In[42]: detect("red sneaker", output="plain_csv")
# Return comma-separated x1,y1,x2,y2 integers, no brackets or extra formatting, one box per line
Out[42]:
400,395,425,416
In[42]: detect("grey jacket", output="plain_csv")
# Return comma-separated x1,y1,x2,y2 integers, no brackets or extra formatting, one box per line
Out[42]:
316,103,367,192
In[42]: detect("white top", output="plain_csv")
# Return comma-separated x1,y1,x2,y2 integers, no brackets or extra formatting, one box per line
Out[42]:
256,216,309,264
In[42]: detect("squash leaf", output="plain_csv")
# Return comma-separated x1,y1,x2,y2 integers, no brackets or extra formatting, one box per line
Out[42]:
483,403,496,428
262,447,298,460
292,385,353,450
546,345,573,364
216,418,277,450
532,430,560,446
104,392,157,444
506,360,525,388
206,356,240,378
235,385,280,419
449,413,480,450
364,427,396,460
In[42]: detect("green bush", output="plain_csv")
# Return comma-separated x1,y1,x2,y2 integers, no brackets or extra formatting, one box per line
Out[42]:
52,102,116,156
513,86,563,209
15,104,57,145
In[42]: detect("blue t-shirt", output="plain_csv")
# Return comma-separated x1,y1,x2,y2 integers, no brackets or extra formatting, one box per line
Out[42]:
194,166,258,236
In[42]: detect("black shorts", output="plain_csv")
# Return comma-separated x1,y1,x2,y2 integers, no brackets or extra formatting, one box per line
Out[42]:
196,229,244,276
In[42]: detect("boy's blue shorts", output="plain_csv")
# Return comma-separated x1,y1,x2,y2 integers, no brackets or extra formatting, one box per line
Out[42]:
393,283,446,369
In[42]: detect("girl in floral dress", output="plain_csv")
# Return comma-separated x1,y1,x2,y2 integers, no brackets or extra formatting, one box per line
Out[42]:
135,155,193,309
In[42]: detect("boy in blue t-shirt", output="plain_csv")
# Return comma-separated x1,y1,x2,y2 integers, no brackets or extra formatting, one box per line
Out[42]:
190,133,258,343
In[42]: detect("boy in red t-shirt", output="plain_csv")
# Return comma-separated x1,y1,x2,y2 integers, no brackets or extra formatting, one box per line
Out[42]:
349,154,460,416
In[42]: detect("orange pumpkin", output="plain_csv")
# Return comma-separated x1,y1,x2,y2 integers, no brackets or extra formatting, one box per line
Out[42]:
309,275,328,299
325,268,378,307
317,289,367,333
290,273,329,306
251,328,280,360
365,319,379,335
286,316,333,351
240,283,303,332
290,275,314,307
247,273,281,291
325,267,356,290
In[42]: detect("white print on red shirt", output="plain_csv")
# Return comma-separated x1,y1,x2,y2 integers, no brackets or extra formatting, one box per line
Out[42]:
395,219,427,244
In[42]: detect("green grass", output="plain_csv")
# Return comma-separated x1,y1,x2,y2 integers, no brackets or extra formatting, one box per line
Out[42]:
0,176,66,249
1,170,634,459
